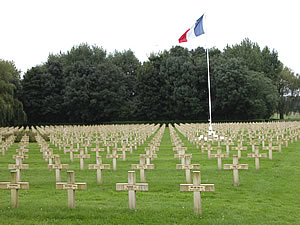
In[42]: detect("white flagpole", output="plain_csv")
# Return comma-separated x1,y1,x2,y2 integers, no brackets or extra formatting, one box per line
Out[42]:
204,14,214,135
206,48,213,134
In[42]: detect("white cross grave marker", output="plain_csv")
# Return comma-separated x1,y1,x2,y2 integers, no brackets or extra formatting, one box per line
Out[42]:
180,171,215,215
116,171,148,210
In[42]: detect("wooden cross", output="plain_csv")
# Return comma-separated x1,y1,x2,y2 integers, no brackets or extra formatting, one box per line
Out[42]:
281,137,289,148
146,145,159,152
144,149,157,165
174,152,192,165
127,143,135,154
180,171,215,215
8,156,29,182
43,150,56,164
262,142,279,160
176,155,200,184
48,155,69,182
201,143,219,159
0,143,7,156
259,134,266,148
0,170,29,208
224,155,248,186
231,143,248,159
290,131,297,143
195,138,205,150
62,144,71,155
73,139,81,150
88,156,110,184
117,146,130,161
56,171,87,208
173,140,184,147
131,155,154,182
90,146,104,158
221,139,235,155
106,149,124,170
12,149,29,163
210,149,229,170
111,140,119,149
15,148,29,158
149,141,160,147
273,140,283,153
56,139,63,151
81,142,91,154
39,144,49,153
64,147,78,162
172,146,188,152
247,139,261,152
116,171,148,210
247,148,267,170
103,142,114,154
74,149,90,170
92,139,102,151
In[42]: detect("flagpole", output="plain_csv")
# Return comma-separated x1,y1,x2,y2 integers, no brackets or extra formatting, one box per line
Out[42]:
204,13,213,135
178,13,215,136
206,47,213,134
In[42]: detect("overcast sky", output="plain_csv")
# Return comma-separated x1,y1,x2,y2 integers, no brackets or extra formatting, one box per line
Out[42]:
1,0,300,75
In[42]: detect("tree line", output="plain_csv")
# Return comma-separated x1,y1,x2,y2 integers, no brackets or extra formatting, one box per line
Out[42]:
1,38,299,126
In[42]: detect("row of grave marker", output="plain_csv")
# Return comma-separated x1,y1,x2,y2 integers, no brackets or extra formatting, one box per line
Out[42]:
170,122,300,215
1,122,298,215
0,125,165,209
170,125,215,215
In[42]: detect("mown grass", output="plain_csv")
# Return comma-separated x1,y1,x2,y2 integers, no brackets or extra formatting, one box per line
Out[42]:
0,127,300,224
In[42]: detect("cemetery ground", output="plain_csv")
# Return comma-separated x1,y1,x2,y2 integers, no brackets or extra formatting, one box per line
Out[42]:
1,126,300,224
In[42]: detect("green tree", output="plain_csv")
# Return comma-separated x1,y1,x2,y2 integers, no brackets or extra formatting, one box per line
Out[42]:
21,44,133,124
108,50,141,120
20,66,48,124
62,44,127,123
221,38,282,119
223,38,282,85
0,59,26,126
63,60,126,123
135,46,220,121
159,46,208,120
278,65,300,119
211,56,278,120
43,56,66,123
135,55,164,120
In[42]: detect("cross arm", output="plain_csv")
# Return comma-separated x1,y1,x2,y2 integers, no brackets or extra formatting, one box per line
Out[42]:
8,164,29,170
0,182,29,190
88,164,110,170
247,153,267,158
210,153,229,158
74,154,90,159
180,184,215,192
224,164,248,170
131,164,155,170
56,182,87,190
116,183,148,191
48,164,69,170
176,164,200,170
13,155,29,159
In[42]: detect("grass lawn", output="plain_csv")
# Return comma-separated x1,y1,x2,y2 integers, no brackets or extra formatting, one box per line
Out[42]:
0,126,300,224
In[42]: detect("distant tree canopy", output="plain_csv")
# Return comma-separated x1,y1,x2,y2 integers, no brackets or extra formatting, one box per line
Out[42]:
0,59,26,126
2,39,299,126
278,65,300,119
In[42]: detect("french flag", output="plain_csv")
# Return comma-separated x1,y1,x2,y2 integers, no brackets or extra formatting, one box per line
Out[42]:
179,14,205,43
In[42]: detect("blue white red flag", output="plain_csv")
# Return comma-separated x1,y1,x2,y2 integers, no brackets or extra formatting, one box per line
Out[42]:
179,14,205,43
